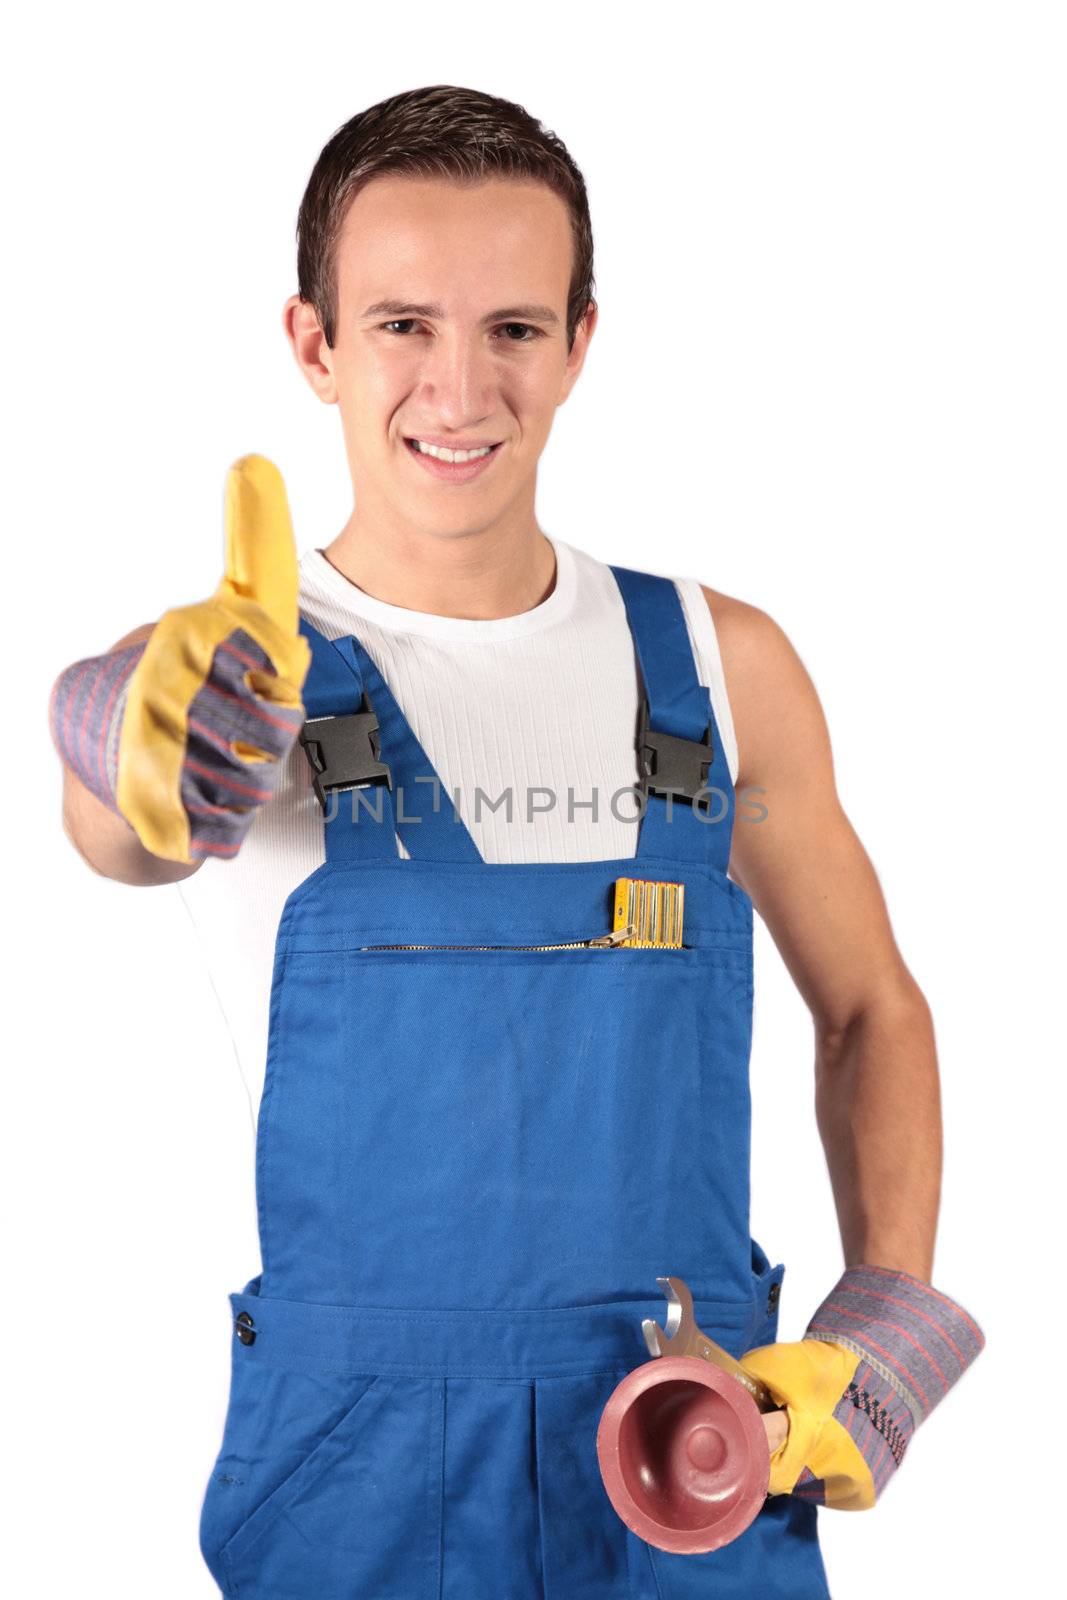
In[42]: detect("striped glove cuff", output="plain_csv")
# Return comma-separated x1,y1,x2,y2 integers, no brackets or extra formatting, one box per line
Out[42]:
796,1265,985,1502
49,643,147,812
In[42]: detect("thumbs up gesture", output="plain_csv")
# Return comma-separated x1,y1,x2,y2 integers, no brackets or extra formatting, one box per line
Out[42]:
114,454,312,863
50,455,312,866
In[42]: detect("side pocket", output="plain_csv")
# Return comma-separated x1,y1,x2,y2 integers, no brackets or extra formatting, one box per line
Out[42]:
199,1357,379,1594
217,1366,440,1600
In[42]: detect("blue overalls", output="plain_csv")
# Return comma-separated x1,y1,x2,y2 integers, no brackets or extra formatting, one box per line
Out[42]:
197,565,832,1598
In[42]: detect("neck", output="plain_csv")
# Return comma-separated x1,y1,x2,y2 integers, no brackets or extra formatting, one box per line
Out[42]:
320,505,558,621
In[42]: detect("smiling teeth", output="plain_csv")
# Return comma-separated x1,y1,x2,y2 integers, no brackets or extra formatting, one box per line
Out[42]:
412,440,494,463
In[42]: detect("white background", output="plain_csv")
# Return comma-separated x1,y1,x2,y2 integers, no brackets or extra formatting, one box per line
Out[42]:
5,2,1063,1594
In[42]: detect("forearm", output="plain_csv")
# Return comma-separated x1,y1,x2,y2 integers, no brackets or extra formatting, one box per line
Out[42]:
813,983,942,1281
61,761,202,885
741,987,982,1509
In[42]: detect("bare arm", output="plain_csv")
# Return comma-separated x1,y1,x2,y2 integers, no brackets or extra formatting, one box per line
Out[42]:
57,622,205,887
706,586,941,1281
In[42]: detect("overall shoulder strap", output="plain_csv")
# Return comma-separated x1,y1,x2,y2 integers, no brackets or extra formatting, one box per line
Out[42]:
297,617,482,865
608,566,734,873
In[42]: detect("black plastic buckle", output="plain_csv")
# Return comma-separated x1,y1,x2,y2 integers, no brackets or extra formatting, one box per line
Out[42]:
299,704,392,813
636,695,713,803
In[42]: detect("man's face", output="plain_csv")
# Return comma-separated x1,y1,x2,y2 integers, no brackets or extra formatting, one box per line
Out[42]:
287,174,595,538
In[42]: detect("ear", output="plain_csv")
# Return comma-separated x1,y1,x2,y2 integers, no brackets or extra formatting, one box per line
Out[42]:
557,298,599,407
282,294,338,405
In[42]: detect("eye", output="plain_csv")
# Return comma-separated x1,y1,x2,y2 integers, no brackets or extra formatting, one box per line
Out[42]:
496,323,544,342
378,320,545,342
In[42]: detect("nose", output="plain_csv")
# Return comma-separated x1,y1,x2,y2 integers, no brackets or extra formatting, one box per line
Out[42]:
416,327,497,427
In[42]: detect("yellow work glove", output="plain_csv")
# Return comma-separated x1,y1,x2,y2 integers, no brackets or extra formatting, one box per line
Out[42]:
738,1265,985,1510
116,453,311,863
740,1338,873,1509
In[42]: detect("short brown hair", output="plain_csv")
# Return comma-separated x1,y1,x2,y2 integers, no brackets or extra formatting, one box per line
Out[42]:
296,84,596,352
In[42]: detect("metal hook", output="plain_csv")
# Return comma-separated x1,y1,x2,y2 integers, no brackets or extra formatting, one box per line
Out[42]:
641,1275,776,1411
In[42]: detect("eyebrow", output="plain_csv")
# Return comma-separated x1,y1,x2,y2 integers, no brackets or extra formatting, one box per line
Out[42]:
360,299,560,326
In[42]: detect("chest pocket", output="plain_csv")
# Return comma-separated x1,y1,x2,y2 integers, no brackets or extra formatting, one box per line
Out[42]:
256,920,753,1313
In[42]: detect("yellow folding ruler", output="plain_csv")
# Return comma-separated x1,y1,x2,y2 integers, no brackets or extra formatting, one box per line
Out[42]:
612,877,685,947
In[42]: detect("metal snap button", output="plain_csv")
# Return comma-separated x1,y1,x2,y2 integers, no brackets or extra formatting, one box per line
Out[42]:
235,1311,256,1346
766,1281,781,1314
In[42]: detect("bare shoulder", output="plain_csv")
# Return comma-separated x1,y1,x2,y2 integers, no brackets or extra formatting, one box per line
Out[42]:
698,584,833,789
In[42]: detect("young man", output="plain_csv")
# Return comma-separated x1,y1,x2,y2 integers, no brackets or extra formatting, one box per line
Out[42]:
50,84,982,1598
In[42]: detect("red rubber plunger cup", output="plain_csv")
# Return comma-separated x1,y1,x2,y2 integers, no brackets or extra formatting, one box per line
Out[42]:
596,1276,775,1554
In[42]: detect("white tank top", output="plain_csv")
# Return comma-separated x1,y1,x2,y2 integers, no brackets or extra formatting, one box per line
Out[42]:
177,535,739,1128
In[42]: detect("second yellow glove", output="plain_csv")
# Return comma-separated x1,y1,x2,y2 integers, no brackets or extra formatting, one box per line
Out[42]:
739,1337,873,1509
738,1264,985,1511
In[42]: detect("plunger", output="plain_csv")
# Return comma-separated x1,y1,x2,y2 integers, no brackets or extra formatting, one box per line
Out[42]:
596,1275,779,1553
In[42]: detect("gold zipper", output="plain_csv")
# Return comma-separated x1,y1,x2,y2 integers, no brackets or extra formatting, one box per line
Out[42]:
359,923,637,953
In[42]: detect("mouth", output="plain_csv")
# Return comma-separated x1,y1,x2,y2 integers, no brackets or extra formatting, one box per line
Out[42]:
404,437,504,483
